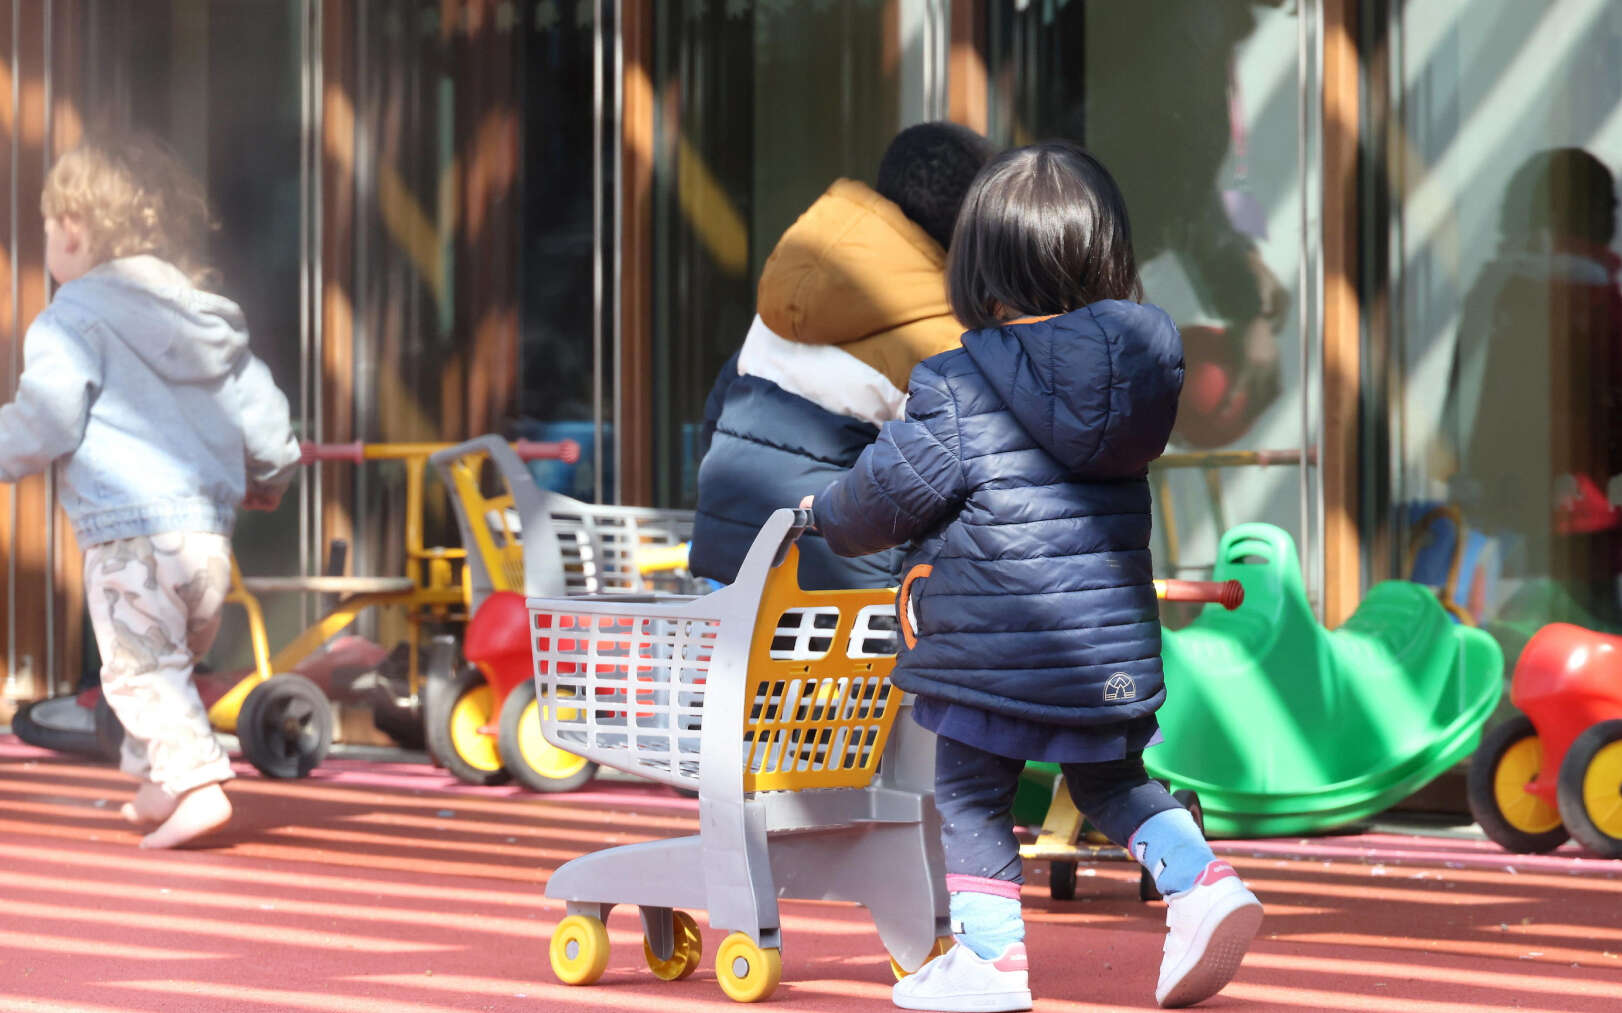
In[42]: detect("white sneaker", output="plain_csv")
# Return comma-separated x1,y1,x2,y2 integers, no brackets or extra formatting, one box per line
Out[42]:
892,941,1032,1012
1156,860,1263,1008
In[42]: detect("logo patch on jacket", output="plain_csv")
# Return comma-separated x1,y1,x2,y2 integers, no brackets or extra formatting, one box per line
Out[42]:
1104,673,1137,702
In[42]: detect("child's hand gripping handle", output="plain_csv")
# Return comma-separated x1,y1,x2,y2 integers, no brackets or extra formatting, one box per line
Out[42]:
1154,578,1244,610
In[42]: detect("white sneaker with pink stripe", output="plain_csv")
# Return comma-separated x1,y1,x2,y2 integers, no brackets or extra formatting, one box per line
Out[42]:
1155,859,1263,1008
891,941,1032,1012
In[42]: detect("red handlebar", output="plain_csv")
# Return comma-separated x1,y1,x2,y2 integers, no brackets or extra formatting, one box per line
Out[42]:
514,440,582,465
299,439,581,466
1155,579,1244,610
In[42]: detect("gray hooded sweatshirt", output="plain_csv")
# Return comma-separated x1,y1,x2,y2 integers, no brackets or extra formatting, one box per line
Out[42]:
0,255,300,546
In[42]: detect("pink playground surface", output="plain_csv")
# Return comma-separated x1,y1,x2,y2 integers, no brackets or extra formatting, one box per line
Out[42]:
3,735,1622,1012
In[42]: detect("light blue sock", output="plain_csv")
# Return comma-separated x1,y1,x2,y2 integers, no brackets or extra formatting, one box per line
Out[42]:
949,888,1024,959
1130,807,1216,896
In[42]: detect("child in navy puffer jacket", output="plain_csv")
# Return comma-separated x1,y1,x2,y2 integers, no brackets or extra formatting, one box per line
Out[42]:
807,142,1262,1011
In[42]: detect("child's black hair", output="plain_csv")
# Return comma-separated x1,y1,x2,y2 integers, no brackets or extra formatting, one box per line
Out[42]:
948,141,1143,330
876,122,998,250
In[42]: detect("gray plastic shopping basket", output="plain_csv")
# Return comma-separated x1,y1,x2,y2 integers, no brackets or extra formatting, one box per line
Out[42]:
528,507,950,1002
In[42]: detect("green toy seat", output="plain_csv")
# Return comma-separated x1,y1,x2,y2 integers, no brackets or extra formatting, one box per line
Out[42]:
1013,523,1503,838
1146,523,1502,837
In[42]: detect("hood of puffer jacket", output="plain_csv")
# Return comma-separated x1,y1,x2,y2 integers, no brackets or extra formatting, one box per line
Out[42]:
961,301,1185,479
756,179,965,393
53,255,249,384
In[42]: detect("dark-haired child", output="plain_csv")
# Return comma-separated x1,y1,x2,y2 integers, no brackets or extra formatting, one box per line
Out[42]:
806,141,1262,1011
691,121,997,591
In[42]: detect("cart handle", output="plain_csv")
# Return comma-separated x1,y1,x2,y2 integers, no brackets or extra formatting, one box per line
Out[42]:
300,439,581,465
1154,578,1244,610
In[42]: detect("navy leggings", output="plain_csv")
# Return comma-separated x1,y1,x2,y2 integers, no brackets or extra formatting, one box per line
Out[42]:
934,733,1179,882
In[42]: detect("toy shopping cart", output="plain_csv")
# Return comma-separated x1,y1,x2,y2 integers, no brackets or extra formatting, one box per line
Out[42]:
529,507,951,1001
425,435,700,789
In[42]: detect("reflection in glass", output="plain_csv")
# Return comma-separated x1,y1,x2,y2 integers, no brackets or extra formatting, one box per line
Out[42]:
66,0,306,669
651,0,901,507
1390,0,1622,645
983,0,1312,602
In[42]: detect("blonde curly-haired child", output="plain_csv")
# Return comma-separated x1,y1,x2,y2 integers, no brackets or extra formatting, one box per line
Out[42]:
1,132,299,848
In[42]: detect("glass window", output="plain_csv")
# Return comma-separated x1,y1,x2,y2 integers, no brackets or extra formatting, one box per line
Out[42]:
518,1,605,502
983,0,1320,611
65,0,308,668
649,0,909,507
1381,0,1622,643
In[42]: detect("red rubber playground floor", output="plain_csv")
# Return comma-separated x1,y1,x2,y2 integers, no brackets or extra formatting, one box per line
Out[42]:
3,734,1622,1012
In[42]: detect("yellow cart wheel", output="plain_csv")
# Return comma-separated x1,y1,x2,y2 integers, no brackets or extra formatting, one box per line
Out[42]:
1466,714,1568,853
644,909,703,981
715,932,781,1003
498,681,598,793
889,935,953,980
550,914,611,986
1558,719,1622,859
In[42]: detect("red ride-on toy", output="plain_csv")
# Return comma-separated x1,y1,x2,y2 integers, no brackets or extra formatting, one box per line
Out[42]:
455,590,598,792
1468,622,1622,857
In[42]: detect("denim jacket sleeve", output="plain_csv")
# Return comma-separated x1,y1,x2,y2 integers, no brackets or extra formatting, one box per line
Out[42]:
230,352,301,494
0,313,101,482
814,359,967,557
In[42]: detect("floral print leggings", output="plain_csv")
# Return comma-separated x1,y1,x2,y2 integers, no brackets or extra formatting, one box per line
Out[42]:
85,532,235,796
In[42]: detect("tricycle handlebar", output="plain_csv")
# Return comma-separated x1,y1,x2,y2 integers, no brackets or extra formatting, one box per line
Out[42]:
300,439,581,465
1154,578,1244,610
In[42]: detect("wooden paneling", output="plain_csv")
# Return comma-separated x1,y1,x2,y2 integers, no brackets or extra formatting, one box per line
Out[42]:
320,0,356,563
0,0,63,706
1322,0,1362,627
948,0,987,132
619,0,654,506
452,0,520,440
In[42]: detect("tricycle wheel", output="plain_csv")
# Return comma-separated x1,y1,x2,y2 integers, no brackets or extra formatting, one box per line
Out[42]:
1467,714,1569,853
644,909,703,981
92,692,125,763
425,664,510,786
237,674,332,779
1557,719,1622,859
498,681,597,792
1173,788,1205,832
1049,860,1077,900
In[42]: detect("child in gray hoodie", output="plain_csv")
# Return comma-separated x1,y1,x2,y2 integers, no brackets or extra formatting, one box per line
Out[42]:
0,134,300,848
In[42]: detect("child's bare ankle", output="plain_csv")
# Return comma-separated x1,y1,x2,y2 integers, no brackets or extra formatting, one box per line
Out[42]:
121,781,177,828
140,782,232,849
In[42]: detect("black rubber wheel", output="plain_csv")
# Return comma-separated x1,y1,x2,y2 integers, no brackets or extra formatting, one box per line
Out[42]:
1138,866,1158,901
1173,788,1205,833
92,692,125,763
424,664,511,786
371,696,427,752
497,681,598,793
9,697,104,759
1049,860,1077,901
1556,719,1622,859
1467,714,1570,853
237,674,333,779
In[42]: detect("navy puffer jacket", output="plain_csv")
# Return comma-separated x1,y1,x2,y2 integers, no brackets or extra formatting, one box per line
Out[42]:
692,372,901,590
815,301,1185,727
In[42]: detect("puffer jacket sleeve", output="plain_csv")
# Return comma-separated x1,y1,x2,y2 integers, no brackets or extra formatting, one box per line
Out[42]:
815,359,966,557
